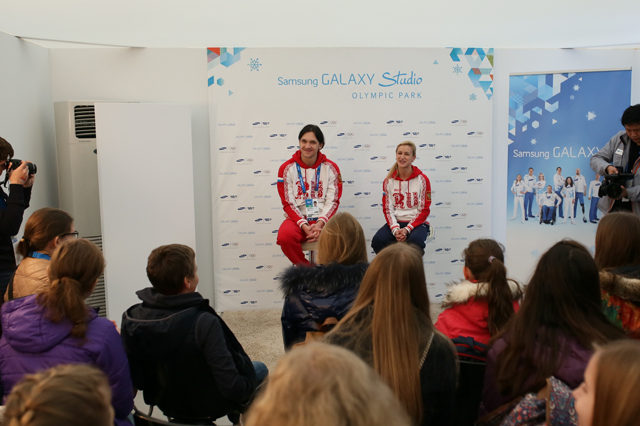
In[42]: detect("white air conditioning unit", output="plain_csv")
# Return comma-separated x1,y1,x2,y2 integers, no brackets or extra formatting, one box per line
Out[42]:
53,101,133,316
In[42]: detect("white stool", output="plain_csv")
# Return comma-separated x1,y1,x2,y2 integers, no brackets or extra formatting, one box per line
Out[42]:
300,241,318,265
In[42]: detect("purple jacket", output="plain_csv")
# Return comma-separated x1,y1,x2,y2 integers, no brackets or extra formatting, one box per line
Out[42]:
481,333,591,415
0,295,133,426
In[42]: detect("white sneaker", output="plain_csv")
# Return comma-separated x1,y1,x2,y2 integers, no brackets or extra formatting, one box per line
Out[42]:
571,219,576,225
562,219,567,223
426,225,435,243
521,219,525,223
510,217,515,220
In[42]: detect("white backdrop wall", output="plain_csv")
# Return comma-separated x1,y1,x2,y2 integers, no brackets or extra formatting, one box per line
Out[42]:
0,31,58,221
208,47,494,310
48,47,640,309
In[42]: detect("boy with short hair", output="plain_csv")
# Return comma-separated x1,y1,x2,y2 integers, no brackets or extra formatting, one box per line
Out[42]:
121,244,267,423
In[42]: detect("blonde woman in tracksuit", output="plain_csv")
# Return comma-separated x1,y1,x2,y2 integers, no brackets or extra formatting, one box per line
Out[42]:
371,141,432,255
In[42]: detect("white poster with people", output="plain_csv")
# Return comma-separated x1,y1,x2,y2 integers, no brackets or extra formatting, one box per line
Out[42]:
208,47,494,311
506,70,631,284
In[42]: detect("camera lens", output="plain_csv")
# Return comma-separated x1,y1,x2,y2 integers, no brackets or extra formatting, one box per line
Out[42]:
607,183,623,199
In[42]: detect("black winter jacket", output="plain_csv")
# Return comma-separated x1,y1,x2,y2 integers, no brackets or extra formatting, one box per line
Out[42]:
279,262,368,349
121,288,256,420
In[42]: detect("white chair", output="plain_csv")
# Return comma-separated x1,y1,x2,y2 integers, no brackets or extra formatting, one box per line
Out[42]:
300,241,318,264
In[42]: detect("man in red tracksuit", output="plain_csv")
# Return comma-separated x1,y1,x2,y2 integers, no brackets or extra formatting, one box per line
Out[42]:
276,124,342,265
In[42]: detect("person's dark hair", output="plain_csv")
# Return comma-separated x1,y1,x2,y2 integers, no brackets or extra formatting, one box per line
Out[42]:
556,167,562,172
146,244,196,295
458,239,521,336
565,177,574,187
495,240,626,398
39,239,105,340
594,212,640,271
298,124,325,149
620,104,640,127
17,208,74,259
0,136,14,162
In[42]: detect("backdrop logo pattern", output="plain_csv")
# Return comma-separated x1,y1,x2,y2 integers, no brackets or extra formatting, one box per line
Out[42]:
209,47,494,310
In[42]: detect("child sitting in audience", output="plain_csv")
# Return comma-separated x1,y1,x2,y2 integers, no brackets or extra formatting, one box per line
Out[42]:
594,212,640,337
4,364,114,426
121,244,266,424
325,243,457,426
0,239,133,426
573,340,640,426
435,238,522,425
4,207,75,301
436,238,522,356
481,240,626,415
244,342,411,426
279,212,368,349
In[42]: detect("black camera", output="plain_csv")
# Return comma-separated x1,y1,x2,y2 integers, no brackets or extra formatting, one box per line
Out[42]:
599,166,634,199
6,159,37,176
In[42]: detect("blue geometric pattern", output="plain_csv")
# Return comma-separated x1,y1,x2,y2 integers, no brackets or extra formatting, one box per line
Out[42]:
508,73,575,138
450,48,494,100
207,47,246,71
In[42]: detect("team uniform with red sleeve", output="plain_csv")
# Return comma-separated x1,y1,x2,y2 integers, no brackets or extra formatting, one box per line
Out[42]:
276,150,342,265
371,166,432,254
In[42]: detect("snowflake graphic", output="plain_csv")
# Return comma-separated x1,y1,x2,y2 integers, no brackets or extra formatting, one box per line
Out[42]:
453,65,463,75
531,139,537,145
248,58,262,71
574,84,580,91
469,93,477,101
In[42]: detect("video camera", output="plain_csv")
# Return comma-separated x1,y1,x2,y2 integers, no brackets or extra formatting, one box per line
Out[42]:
599,166,634,199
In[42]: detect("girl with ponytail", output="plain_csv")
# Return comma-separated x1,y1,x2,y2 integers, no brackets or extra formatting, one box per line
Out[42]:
0,239,133,426
5,207,75,301
435,238,522,425
436,238,523,350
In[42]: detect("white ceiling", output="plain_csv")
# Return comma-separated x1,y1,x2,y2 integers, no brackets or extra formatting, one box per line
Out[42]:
1,0,639,49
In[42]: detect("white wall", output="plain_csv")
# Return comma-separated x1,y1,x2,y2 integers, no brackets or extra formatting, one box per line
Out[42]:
0,31,57,217
49,46,640,306
491,48,640,255
95,103,197,322
49,48,214,302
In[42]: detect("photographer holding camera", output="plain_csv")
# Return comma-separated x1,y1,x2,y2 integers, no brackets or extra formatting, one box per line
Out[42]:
0,137,34,297
590,104,640,216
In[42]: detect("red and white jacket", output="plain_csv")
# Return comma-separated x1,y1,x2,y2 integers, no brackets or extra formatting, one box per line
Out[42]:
382,166,431,233
435,280,522,348
277,150,342,228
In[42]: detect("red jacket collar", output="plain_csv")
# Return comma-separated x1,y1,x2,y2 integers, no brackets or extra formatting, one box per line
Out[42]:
391,165,423,181
293,150,326,169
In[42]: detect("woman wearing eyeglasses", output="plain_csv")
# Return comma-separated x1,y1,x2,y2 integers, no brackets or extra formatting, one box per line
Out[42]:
4,208,76,301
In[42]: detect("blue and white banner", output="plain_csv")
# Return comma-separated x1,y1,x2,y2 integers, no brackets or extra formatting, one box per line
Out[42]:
208,47,494,311
506,70,631,283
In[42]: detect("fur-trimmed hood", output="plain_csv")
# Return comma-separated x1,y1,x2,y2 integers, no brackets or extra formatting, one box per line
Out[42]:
279,262,368,296
600,271,640,303
442,279,523,307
